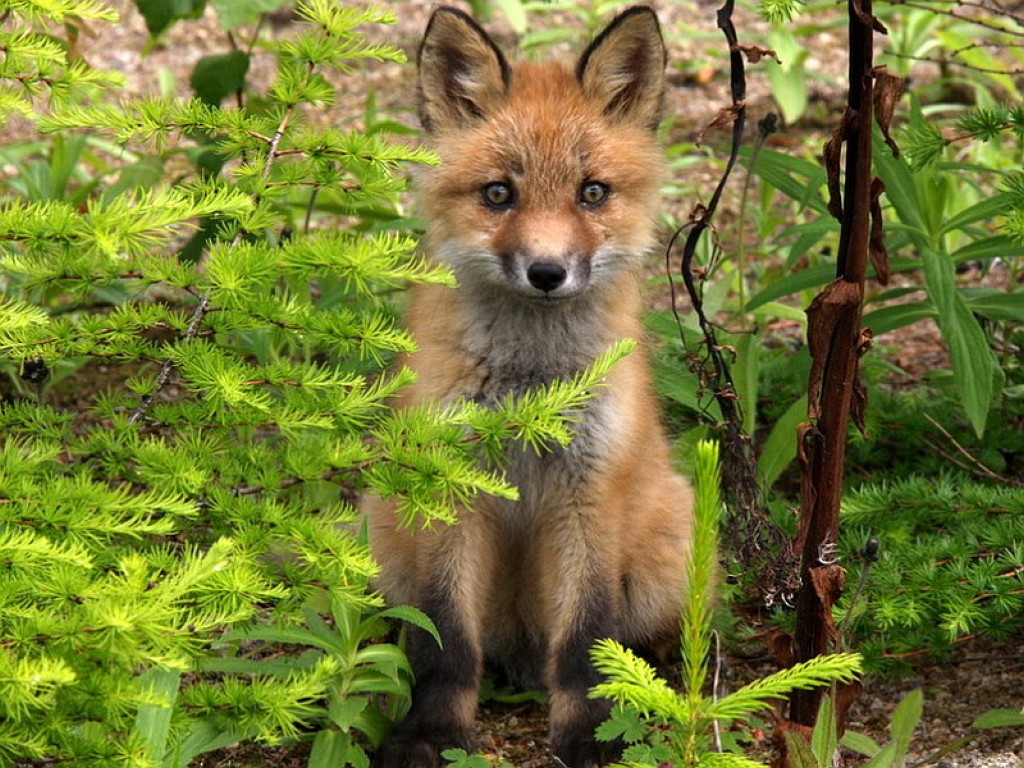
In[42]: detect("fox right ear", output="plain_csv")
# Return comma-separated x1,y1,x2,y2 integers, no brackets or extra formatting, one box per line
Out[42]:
417,7,511,134
576,6,666,131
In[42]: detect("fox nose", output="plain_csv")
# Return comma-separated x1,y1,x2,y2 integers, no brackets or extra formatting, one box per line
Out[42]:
526,262,568,292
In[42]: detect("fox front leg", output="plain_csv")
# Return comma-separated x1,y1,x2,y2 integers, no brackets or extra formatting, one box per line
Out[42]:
375,550,485,768
545,540,624,768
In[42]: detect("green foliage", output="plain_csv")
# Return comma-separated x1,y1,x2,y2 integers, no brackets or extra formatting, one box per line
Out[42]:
742,120,1021,438
441,747,514,768
0,2,634,766
972,708,1024,729
764,25,809,125
837,475,1024,674
841,689,922,768
591,441,862,766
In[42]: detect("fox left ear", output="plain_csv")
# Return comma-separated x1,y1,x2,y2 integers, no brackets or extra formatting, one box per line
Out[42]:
576,6,666,131
418,7,511,134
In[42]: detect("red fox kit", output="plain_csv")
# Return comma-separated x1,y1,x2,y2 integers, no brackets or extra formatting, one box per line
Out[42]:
366,6,693,767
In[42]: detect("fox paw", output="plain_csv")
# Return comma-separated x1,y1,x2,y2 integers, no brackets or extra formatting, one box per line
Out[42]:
551,734,621,768
374,735,442,768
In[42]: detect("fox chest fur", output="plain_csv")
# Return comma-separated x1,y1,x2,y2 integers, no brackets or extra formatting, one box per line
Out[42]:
367,7,694,768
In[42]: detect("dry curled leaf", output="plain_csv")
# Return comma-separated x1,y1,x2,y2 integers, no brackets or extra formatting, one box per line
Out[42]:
823,109,855,221
696,101,746,145
852,0,888,33
873,66,905,157
810,564,846,642
804,279,862,417
736,43,780,64
869,177,890,284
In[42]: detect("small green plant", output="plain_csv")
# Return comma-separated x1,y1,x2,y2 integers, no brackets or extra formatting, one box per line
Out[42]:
782,690,922,768
590,440,862,766
840,689,922,768
442,747,514,768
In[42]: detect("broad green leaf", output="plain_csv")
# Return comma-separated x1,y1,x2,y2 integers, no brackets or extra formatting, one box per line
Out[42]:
752,300,807,325
951,235,1024,264
862,301,936,335
784,730,821,768
133,668,181,765
811,695,838,768
746,263,835,311
308,730,368,768
962,289,1024,322
748,255,922,312
211,0,289,30
841,730,882,758
922,249,1002,436
746,148,830,214
765,28,808,124
196,653,319,676
190,51,250,106
134,0,207,36
777,218,841,267
49,134,89,202
169,720,240,768
353,703,394,747
873,136,929,246
972,708,1024,729
862,741,900,768
223,624,339,651
889,688,923,761
758,394,807,490
941,193,1017,235
328,696,368,731
653,355,719,420
353,643,413,675
734,333,761,435
377,605,441,647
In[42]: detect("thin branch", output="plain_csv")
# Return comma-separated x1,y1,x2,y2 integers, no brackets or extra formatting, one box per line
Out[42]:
923,413,1015,485
889,0,1024,25
887,0,1023,35
129,97,301,425
880,633,978,659
667,0,798,608
884,50,1024,76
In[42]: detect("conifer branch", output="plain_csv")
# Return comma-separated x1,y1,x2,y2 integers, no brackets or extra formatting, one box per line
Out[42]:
130,81,302,424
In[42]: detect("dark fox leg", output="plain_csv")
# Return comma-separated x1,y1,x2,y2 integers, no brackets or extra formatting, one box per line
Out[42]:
545,533,624,768
375,581,482,768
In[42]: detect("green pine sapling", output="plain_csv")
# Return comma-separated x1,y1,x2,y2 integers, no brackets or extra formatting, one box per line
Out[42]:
590,440,862,767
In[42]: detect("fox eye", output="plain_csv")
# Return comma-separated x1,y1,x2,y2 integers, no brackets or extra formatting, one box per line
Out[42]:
579,181,610,207
481,181,514,210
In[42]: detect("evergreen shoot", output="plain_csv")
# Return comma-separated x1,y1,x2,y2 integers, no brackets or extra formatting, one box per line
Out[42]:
590,441,862,767
838,475,1024,674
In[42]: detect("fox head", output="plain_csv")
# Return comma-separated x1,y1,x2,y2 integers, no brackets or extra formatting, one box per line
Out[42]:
417,6,666,305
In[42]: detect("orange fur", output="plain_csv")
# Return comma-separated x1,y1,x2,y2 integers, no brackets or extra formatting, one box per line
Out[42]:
366,8,693,767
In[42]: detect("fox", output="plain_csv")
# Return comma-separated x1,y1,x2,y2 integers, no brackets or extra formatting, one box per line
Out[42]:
364,6,694,768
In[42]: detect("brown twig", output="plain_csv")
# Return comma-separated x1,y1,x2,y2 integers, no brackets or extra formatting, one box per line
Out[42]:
923,412,1016,485
884,50,1024,76
887,0,1023,35
666,0,799,609
789,0,887,726
129,98,300,425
